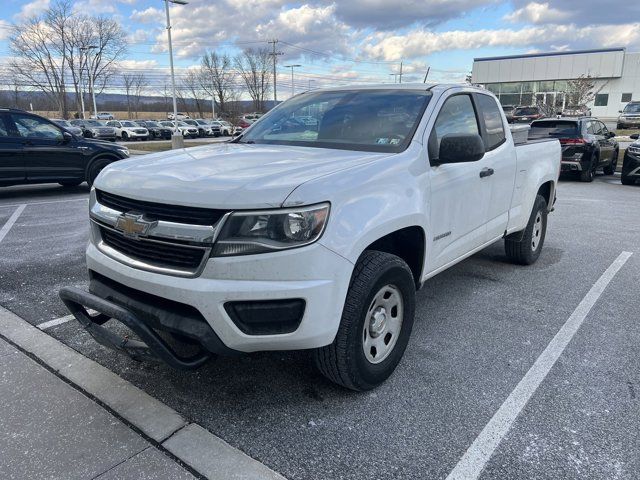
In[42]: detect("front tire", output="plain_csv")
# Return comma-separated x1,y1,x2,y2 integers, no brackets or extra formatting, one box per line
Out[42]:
86,158,114,187
121,131,129,141
313,251,416,391
505,194,548,265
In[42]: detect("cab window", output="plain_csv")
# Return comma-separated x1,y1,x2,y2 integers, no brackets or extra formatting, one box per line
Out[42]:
476,94,506,150
11,114,63,141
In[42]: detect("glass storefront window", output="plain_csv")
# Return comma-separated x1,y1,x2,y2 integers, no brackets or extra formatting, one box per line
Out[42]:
486,84,501,94
538,81,554,92
521,82,534,93
499,94,521,106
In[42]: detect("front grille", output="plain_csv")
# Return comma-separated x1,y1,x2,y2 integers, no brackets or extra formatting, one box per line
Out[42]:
96,190,227,226
100,226,206,270
135,129,147,134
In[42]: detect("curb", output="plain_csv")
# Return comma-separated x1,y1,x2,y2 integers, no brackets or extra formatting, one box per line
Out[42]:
0,306,286,480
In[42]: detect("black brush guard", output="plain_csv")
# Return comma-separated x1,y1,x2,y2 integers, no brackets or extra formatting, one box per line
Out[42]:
59,286,214,370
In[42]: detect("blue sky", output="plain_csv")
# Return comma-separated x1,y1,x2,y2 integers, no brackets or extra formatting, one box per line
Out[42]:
1,0,639,98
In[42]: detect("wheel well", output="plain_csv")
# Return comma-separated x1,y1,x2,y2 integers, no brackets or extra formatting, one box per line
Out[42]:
537,181,553,206
364,226,425,288
85,154,119,177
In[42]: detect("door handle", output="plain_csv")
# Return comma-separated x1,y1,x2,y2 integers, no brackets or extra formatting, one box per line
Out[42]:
479,167,494,178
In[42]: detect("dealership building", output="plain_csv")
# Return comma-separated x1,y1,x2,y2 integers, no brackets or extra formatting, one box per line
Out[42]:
471,48,640,118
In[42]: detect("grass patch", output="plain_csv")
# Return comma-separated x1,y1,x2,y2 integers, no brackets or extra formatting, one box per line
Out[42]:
128,139,224,153
615,128,640,137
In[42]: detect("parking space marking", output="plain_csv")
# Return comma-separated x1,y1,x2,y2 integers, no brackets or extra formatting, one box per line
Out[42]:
446,251,633,480
0,204,26,244
37,315,75,330
0,197,87,209
36,310,96,330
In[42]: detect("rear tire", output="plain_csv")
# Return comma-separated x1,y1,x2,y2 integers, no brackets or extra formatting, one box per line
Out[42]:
121,132,129,141
603,151,618,175
313,250,416,391
505,194,548,265
579,155,596,182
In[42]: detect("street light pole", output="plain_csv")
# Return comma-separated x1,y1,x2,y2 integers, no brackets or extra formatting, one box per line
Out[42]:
284,64,301,98
164,0,188,149
211,76,216,120
78,47,86,119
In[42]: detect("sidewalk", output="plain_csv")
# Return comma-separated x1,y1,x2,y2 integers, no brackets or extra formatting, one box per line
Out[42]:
0,337,195,480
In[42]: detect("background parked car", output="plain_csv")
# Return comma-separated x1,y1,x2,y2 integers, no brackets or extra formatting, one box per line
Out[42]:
529,117,618,182
617,101,640,129
0,109,129,188
106,120,149,141
622,133,640,185
215,120,233,136
561,105,591,117
90,112,115,120
160,120,198,138
70,119,117,141
50,119,83,136
502,105,517,123
167,112,190,120
511,106,544,123
183,119,211,137
135,121,172,140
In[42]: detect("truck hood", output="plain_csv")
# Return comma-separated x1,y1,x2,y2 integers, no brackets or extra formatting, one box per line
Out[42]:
95,143,389,209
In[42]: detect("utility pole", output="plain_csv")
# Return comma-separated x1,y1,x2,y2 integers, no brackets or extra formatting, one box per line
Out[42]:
423,67,430,83
164,0,188,149
398,61,403,84
210,75,216,120
78,47,86,119
284,64,301,97
268,39,283,105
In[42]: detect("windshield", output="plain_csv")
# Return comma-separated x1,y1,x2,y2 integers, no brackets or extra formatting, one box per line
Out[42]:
623,103,640,114
122,121,137,127
176,122,188,126
239,89,432,152
529,120,578,137
146,121,160,127
515,107,538,115
53,120,70,126
85,120,102,126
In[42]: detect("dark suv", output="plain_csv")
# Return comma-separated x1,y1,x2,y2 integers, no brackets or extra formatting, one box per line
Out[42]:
511,106,544,123
0,108,130,188
529,118,619,182
622,133,640,186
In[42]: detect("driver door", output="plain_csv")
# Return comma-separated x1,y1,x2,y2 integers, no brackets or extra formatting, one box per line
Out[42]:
10,113,85,182
426,93,492,272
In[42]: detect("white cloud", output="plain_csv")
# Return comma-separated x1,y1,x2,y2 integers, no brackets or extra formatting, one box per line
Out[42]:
14,0,50,21
362,23,640,61
504,2,570,24
130,7,165,25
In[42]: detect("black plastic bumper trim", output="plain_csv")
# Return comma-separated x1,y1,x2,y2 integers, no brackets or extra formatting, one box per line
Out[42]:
59,286,212,370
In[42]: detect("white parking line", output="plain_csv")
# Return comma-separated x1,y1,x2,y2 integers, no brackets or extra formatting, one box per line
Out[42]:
37,309,97,330
0,204,26,244
0,197,87,209
37,315,75,330
446,251,633,480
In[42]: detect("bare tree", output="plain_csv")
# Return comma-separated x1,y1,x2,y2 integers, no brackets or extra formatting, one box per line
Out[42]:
565,75,607,106
122,73,147,119
9,0,73,117
200,51,235,116
9,0,127,118
181,70,205,118
234,48,271,112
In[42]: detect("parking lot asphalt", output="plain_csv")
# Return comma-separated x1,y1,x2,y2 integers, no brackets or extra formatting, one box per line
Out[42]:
0,173,639,480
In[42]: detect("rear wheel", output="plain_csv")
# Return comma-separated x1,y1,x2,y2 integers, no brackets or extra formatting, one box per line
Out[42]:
121,131,129,141
313,250,416,391
603,150,618,175
505,194,548,265
579,154,596,182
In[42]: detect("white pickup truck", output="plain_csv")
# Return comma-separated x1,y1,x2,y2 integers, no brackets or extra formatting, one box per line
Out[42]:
60,84,560,391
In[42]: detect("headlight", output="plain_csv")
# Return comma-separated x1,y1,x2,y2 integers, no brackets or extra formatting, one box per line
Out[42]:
212,203,330,256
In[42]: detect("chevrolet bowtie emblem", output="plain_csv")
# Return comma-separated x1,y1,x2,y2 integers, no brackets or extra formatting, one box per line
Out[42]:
114,213,156,239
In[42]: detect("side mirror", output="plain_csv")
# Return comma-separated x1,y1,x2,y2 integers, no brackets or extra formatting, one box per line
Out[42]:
437,133,485,164
631,134,639,140
607,131,616,138
62,131,73,142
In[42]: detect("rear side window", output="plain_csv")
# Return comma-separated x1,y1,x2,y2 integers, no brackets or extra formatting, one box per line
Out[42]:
476,94,506,150
529,120,578,137
0,116,9,137
429,94,479,160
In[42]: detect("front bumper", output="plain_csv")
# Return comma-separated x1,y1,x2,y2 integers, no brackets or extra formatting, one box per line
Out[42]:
84,241,353,353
